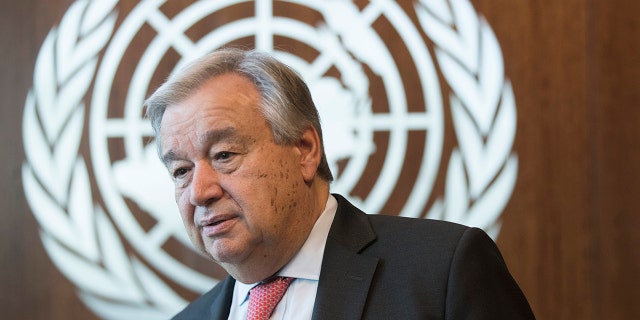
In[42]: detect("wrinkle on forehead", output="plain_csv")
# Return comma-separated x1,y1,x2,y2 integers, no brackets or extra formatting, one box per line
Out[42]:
161,126,252,166
199,126,238,145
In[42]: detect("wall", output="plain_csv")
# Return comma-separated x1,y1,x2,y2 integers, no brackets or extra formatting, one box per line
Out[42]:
1,0,638,319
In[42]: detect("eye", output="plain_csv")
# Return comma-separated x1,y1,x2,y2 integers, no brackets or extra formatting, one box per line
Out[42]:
211,151,241,174
215,151,234,161
173,167,189,178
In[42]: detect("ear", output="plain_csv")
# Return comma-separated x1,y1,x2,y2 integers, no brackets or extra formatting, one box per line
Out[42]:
296,125,322,183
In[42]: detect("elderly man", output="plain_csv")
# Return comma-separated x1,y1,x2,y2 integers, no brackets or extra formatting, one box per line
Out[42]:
145,48,534,320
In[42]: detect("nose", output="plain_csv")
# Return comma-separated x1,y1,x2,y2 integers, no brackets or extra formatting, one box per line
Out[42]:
189,162,223,207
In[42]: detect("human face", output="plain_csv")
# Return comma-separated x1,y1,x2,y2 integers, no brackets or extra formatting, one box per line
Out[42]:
159,73,317,282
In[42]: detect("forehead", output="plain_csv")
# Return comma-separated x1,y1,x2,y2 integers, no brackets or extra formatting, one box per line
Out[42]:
183,72,260,110
158,73,267,147
163,72,262,121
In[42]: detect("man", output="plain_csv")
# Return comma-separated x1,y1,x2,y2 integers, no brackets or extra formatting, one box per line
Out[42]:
145,48,534,319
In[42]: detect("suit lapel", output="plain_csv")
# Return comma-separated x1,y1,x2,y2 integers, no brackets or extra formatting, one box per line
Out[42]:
312,194,379,320
209,276,235,320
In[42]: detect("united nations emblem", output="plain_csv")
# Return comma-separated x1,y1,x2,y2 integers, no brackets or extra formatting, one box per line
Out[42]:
22,0,518,317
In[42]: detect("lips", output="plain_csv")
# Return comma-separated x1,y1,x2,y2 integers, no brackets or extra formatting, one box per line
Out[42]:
199,214,238,237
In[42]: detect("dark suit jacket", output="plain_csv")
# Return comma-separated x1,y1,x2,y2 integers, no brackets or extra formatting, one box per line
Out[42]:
173,194,534,319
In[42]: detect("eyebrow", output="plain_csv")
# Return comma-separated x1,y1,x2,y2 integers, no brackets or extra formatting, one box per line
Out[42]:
161,127,239,166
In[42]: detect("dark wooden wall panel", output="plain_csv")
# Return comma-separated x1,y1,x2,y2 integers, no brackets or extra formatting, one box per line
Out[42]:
591,0,640,319
1,1,638,319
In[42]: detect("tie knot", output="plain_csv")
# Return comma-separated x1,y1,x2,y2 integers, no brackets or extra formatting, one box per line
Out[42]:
246,277,294,320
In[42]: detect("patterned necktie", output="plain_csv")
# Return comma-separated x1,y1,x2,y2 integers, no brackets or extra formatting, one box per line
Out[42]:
246,277,294,320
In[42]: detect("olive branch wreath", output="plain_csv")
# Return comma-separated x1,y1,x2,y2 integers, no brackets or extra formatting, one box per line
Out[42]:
21,0,517,318
416,0,518,238
21,0,184,318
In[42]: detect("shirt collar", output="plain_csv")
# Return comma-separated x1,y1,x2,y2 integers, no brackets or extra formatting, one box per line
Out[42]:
235,195,337,305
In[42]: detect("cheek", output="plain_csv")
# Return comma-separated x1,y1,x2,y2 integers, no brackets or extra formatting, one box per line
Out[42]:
175,189,193,222
174,188,184,209
267,159,301,215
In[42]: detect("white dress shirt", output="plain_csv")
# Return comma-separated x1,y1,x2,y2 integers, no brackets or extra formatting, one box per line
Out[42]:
227,195,338,320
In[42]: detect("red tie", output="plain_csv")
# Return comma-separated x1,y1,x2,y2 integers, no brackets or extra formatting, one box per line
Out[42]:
246,277,294,320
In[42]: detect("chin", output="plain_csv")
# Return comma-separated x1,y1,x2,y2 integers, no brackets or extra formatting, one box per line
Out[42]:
207,246,244,265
